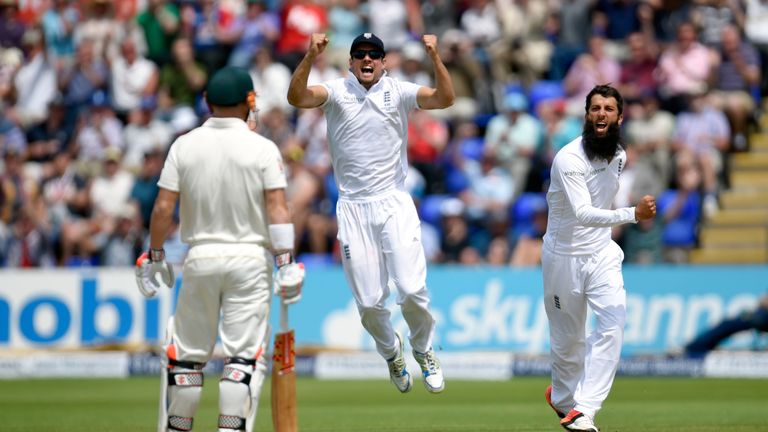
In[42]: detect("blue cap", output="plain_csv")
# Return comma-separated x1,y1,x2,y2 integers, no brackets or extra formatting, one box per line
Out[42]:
504,92,529,112
350,32,385,54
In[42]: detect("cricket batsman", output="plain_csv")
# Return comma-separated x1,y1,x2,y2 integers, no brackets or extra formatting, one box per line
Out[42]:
134,66,305,432
542,85,656,431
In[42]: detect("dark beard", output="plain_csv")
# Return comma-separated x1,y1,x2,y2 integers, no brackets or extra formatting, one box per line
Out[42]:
582,122,623,162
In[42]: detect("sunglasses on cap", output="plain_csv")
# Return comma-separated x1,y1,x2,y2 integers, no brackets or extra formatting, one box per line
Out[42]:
351,50,384,60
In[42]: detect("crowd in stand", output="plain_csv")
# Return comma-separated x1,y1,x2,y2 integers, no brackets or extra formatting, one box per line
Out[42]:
0,0,766,268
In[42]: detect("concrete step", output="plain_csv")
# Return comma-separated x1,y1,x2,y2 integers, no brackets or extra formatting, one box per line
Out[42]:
731,152,768,170
699,227,768,248
751,133,768,152
689,247,767,264
730,171,768,189
720,190,768,209
707,208,768,226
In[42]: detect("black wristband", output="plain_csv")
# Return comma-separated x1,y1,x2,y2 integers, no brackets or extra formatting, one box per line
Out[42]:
275,252,293,268
149,248,165,262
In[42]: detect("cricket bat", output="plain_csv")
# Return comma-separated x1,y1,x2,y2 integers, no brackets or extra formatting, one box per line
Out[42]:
271,302,298,432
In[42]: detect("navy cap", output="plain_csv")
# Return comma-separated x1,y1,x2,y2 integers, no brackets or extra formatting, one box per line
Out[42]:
350,32,385,54
205,67,254,106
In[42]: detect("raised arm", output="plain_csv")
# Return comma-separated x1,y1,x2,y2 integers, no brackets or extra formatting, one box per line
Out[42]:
417,34,455,110
287,33,330,109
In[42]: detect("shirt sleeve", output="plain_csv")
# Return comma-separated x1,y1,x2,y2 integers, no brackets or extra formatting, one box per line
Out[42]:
262,140,288,190
157,140,180,192
554,152,636,227
400,80,421,112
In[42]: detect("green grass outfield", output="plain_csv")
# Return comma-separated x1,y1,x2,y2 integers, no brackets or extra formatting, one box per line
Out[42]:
1,376,766,431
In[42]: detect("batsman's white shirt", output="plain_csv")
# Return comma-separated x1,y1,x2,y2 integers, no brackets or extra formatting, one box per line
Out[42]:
319,73,436,357
159,117,286,247
157,117,286,362
542,136,635,418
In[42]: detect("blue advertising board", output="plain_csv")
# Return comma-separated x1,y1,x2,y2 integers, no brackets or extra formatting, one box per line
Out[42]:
1,266,765,355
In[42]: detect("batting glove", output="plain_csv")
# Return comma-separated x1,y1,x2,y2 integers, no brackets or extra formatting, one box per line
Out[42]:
274,254,305,305
135,249,176,298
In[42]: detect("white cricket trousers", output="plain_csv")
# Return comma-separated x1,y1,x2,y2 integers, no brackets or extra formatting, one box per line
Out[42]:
173,243,273,362
541,241,626,417
337,189,435,359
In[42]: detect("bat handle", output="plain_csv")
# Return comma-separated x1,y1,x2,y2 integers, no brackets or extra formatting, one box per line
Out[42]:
280,301,289,333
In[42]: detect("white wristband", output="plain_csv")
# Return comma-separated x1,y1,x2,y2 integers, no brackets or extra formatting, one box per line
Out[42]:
269,223,295,254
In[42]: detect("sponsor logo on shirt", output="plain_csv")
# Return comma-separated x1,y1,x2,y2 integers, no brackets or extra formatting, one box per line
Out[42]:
563,170,584,177
590,167,606,175
341,95,364,104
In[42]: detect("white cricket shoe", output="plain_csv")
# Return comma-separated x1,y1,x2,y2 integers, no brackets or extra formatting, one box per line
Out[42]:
560,410,599,432
386,332,412,393
413,348,444,393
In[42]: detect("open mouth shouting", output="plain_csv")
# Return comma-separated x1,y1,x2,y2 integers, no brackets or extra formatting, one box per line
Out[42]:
594,120,609,135
360,65,375,78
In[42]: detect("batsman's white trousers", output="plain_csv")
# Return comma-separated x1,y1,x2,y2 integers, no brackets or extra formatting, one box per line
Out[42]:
337,189,436,359
173,243,273,363
542,241,626,417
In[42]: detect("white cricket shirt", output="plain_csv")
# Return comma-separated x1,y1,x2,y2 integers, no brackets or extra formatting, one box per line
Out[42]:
543,137,636,255
158,117,287,246
320,72,421,199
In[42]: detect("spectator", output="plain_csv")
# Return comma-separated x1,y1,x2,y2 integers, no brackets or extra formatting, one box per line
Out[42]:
25,97,70,163
136,0,179,66
122,96,173,173
249,46,293,114
73,0,117,59
673,90,730,218
709,24,761,151
563,35,621,115
0,1,26,49
275,0,327,70
40,0,79,68
13,28,57,129
624,94,676,191
744,0,768,95
227,0,280,69
593,0,642,41
157,36,206,129
618,31,660,102
40,151,88,262
129,149,163,230
100,202,143,266
187,0,242,74
59,38,109,120
460,150,515,228
548,0,597,80
691,0,745,47
326,0,367,68
0,205,53,267
408,109,449,195
71,91,124,174
484,92,542,198
368,0,422,51
108,37,159,118
661,150,704,263
509,198,547,267
391,40,432,87
438,197,472,263
656,21,715,114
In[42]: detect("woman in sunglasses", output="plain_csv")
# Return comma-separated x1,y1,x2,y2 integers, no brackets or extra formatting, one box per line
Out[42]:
288,32,455,394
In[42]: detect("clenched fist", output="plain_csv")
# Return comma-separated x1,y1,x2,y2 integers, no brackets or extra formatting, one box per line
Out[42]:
635,195,656,221
308,33,329,58
422,34,439,57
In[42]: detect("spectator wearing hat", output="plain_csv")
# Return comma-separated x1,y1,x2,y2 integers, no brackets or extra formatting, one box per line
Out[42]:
100,202,143,266
484,92,542,199
563,35,621,115
13,27,57,128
